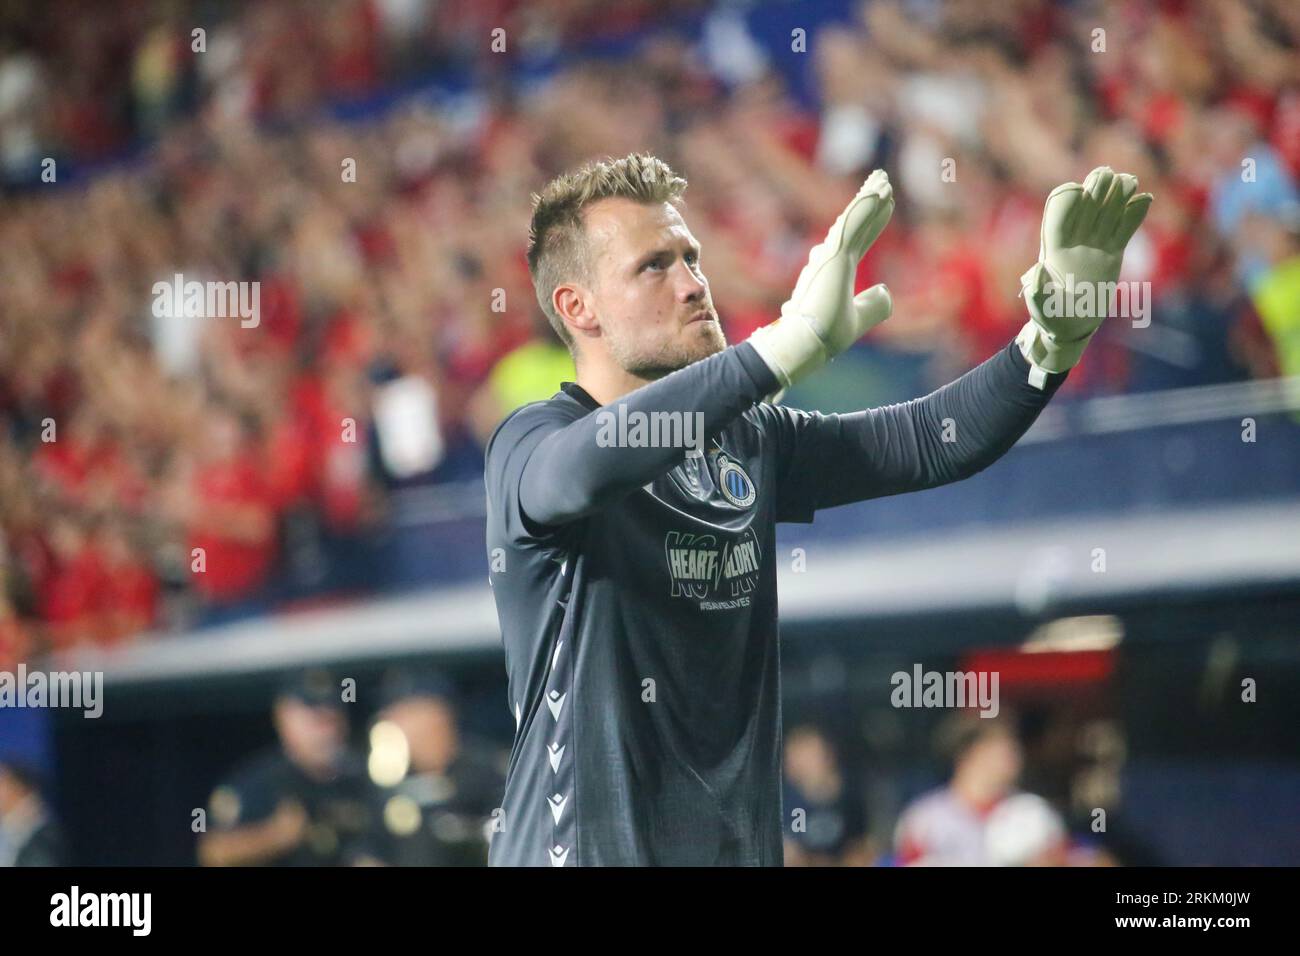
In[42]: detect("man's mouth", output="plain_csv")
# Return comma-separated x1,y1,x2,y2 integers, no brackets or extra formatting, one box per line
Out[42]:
687,310,715,324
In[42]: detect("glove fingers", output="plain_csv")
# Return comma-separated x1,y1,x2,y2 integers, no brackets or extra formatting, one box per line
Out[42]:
1070,166,1113,241
841,192,893,256
824,170,893,257
852,283,893,329
829,283,892,353
1114,192,1153,247
1042,182,1084,251
1087,165,1114,200
1095,173,1136,239
823,174,882,244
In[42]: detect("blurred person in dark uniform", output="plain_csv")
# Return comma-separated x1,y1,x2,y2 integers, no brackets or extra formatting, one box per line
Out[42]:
0,758,65,866
197,669,372,866
782,725,873,866
360,669,504,866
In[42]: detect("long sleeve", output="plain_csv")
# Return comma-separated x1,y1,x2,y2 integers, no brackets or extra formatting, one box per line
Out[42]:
486,342,779,536
761,340,1068,522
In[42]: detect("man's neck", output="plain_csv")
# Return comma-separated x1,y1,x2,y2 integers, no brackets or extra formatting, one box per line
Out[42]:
285,747,338,783
575,365,656,407
951,774,1003,815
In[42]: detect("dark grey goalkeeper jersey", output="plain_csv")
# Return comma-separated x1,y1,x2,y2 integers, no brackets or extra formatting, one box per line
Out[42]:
484,339,1066,866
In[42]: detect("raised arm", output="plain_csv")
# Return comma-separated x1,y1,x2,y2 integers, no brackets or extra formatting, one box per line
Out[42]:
488,168,898,539
766,164,1152,521
488,342,777,533
764,340,1066,522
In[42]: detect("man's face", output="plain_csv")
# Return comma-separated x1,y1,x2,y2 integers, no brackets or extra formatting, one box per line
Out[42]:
784,729,836,786
965,729,1024,796
0,769,20,815
379,697,457,773
579,198,726,377
274,698,346,773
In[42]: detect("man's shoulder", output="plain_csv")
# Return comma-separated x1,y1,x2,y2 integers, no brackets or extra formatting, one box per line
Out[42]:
485,391,587,462
899,787,967,827
486,390,592,481
206,748,286,827
221,747,291,789
16,818,65,866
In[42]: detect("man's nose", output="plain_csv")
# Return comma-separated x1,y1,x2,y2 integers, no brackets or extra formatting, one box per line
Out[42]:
676,264,707,300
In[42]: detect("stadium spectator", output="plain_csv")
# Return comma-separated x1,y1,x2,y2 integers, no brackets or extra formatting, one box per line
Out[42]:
466,315,575,446
1246,206,1300,380
893,713,1069,866
359,669,504,866
782,724,874,866
0,757,65,867
178,407,279,616
1,0,1295,656
197,669,373,866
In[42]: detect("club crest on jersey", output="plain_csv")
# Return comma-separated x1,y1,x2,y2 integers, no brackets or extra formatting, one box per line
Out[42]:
716,455,756,508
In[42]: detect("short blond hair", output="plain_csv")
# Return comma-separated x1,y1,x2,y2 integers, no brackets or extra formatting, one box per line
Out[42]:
527,153,688,352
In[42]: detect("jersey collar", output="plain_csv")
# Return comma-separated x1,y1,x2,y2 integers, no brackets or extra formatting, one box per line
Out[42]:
560,381,601,412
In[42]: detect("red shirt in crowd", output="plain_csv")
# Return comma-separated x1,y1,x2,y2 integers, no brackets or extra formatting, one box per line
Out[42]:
38,543,108,649
96,555,159,643
189,454,278,603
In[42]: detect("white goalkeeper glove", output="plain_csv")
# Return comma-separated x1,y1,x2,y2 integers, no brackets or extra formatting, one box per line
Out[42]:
748,169,894,393
1017,165,1153,388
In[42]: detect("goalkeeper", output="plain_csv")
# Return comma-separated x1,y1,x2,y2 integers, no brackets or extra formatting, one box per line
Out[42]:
485,154,1150,866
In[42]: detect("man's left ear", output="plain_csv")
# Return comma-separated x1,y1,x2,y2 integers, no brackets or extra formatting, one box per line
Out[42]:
555,284,598,339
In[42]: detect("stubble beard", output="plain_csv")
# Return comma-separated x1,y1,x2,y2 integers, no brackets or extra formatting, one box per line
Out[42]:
613,318,728,380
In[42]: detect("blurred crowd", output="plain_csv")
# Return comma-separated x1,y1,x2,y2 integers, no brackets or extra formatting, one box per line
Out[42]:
194,668,505,868
782,714,1121,867
0,666,507,868
2,0,1298,660
0,667,1125,867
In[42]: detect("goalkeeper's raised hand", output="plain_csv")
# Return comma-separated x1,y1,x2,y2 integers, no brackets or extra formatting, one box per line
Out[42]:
748,169,895,392
1017,165,1153,387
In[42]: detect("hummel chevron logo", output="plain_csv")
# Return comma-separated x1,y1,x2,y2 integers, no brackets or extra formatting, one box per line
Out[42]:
548,792,568,824
549,844,569,867
546,690,566,720
548,742,565,772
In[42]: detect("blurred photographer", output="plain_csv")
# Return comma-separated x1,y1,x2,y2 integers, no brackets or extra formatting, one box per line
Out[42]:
197,669,372,866
359,669,503,866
